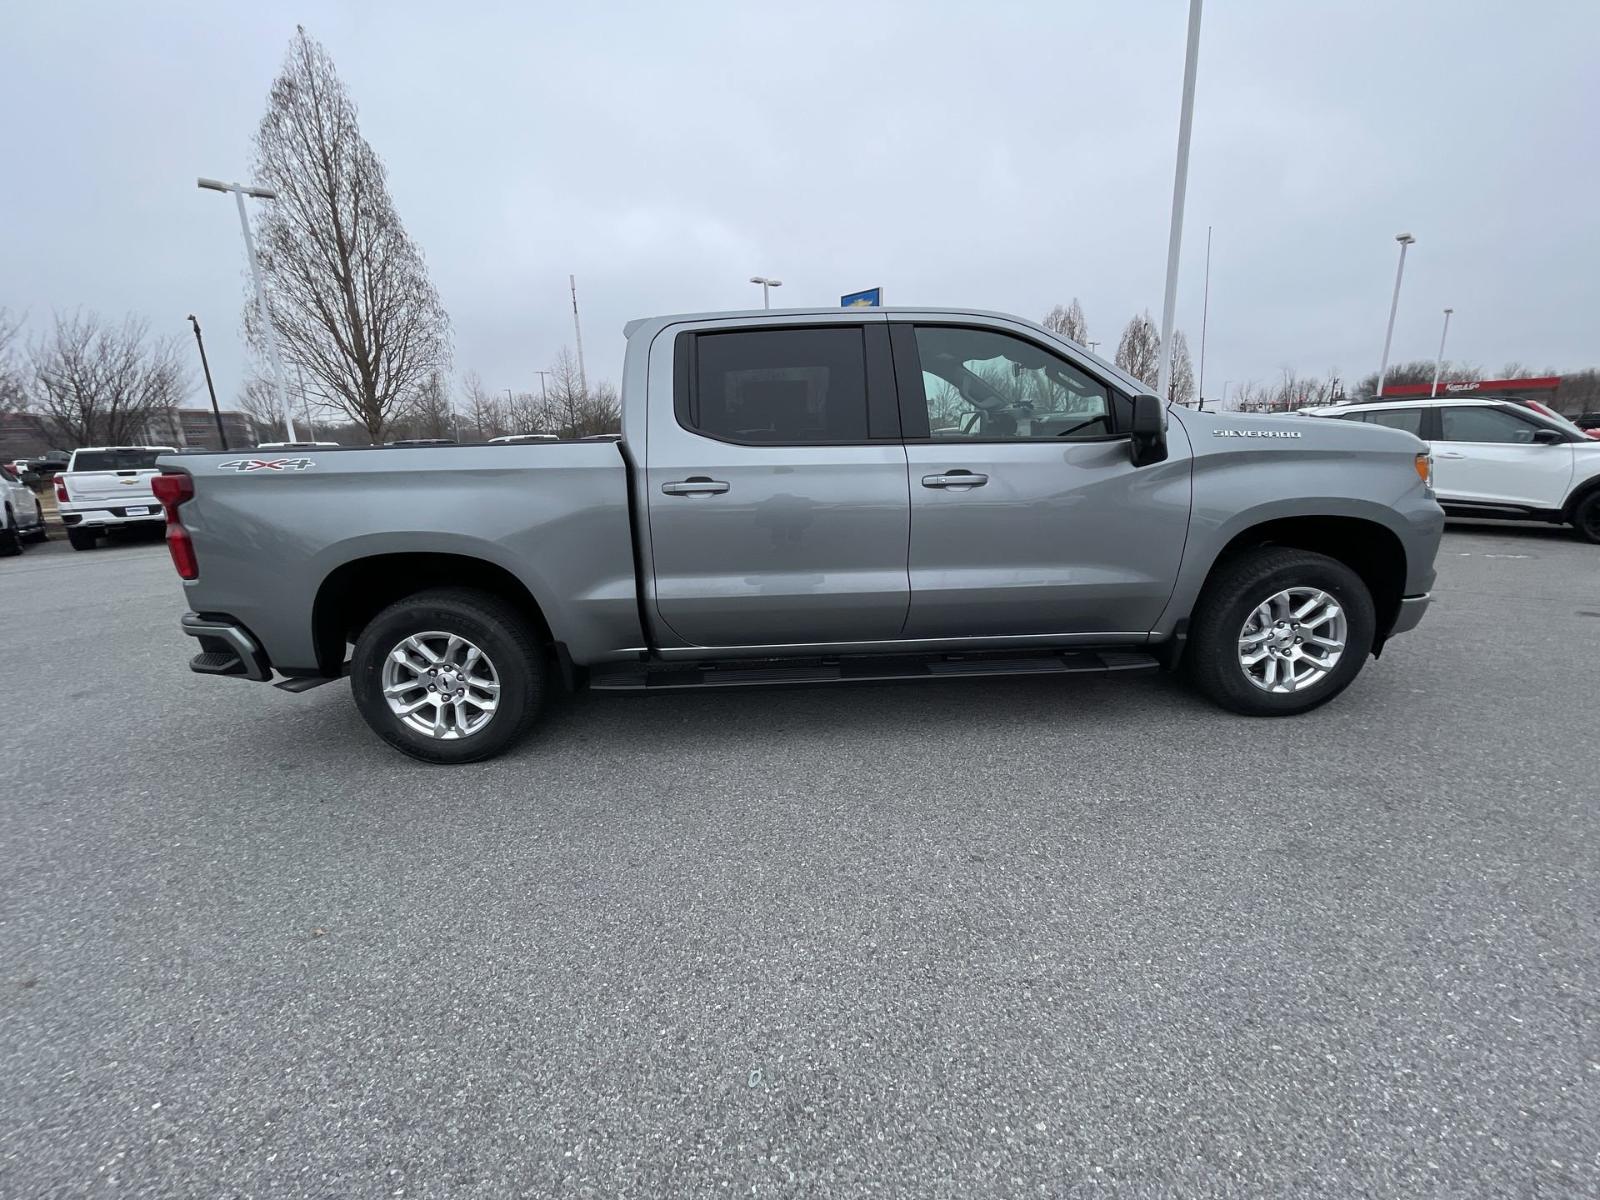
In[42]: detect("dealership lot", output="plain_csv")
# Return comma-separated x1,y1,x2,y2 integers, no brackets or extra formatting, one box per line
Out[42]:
2,527,1596,1197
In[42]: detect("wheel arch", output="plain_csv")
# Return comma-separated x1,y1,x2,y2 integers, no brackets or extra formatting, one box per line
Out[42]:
1561,474,1600,522
311,551,555,677
1198,514,1408,641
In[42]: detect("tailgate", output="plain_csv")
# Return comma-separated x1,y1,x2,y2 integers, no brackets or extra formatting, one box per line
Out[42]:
66,469,160,503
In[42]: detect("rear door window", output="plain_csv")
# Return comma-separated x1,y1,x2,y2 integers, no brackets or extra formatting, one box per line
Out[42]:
1363,408,1425,435
682,327,871,444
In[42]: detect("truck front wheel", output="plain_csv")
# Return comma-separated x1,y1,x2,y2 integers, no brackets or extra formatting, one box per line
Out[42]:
1185,547,1376,716
350,587,547,764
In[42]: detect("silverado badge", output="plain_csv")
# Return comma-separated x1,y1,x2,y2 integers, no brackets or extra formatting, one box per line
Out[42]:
1213,430,1302,438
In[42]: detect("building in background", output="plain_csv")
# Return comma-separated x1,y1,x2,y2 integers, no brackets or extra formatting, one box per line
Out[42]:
0,407,256,460
143,408,256,451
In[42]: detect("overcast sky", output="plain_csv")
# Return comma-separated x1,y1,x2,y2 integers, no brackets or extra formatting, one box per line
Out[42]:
3,1,1596,410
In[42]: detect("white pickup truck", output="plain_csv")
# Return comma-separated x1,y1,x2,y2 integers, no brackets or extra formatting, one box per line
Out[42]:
55,446,177,550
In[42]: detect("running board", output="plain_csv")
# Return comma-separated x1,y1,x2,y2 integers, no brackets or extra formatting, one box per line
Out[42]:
588,649,1159,692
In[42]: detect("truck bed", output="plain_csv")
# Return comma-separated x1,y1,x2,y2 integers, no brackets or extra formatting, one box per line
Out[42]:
161,442,643,675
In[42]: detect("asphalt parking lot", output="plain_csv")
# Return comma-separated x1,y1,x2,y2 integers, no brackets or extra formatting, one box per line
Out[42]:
2,524,1596,1198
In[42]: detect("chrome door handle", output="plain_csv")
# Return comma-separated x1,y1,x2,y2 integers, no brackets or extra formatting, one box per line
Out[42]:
661,477,730,496
921,472,989,489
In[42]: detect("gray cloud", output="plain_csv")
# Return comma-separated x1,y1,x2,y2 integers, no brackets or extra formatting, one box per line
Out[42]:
3,1,1595,411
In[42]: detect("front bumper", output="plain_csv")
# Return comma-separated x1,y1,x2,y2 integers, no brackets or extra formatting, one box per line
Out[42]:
1388,592,1431,637
179,612,272,681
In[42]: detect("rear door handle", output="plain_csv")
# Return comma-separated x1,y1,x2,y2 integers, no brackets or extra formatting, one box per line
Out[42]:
921,471,988,489
661,477,730,496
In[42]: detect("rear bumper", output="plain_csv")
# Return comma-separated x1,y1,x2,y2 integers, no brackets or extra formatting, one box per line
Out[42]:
1388,592,1431,637
60,503,163,527
180,612,272,681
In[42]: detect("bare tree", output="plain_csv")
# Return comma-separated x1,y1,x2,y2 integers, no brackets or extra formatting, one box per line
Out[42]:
26,312,188,446
236,373,286,443
250,26,451,444
1042,298,1088,344
460,372,505,440
0,308,25,413
1167,329,1196,405
1354,359,1480,399
408,371,455,439
1115,311,1161,390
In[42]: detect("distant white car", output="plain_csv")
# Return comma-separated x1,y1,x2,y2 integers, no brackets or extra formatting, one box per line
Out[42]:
255,441,340,450
0,461,48,556
1302,397,1600,541
55,445,177,551
488,433,558,444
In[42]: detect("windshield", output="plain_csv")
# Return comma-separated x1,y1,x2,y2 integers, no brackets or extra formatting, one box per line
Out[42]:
1524,403,1587,437
71,449,164,471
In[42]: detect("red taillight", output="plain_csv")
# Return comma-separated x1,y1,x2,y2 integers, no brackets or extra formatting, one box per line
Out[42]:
55,474,68,502
152,472,198,579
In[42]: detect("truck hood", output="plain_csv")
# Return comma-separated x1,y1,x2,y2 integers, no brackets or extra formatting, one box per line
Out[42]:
1170,405,1426,452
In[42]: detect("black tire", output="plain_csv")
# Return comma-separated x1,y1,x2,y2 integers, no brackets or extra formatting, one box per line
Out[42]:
350,586,546,764
1185,547,1376,716
22,502,48,543
67,526,98,551
1571,491,1600,544
0,509,20,557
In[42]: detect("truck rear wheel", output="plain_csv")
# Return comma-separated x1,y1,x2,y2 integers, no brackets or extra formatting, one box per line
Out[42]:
1185,547,1376,716
350,586,546,764
67,526,98,551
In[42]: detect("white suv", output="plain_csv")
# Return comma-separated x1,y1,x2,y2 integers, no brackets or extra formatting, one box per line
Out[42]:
55,446,177,551
0,461,49,556
1304,398,1600,542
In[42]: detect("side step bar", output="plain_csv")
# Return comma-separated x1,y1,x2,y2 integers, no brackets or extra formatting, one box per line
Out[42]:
588,649,1159,692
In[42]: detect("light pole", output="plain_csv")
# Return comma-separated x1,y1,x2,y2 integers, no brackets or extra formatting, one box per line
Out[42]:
749,276,782,309
1156,0,1204,407
197,177,296,441
1429,308,1454,397
185,315,228,450
1376,232,1416,398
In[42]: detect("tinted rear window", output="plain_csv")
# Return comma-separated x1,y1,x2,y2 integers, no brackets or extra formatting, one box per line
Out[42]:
688,327,870,444
72,450,163,471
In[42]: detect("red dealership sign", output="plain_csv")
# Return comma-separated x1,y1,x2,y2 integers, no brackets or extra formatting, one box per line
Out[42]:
1381,376,1561,397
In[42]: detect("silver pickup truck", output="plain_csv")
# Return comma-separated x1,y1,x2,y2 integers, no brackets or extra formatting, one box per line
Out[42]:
155,307,1443,763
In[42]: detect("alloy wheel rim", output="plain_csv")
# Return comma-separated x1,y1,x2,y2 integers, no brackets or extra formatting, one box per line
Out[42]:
381,631,500,739
1237,587,1347,694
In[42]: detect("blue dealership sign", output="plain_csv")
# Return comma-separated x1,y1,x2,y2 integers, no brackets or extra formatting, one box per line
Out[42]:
840,287,883,308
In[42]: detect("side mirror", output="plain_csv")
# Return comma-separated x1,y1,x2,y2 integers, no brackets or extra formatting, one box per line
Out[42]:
1531,428,1565,445
1129,393,1168,466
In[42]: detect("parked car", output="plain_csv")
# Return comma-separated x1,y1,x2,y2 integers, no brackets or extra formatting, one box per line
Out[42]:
386,438,456,447
1303,397,1600,540
1575,413,1600,432
489,433,559,444
154,306,1443,763
255,441,340,450
55,446,177,550
0,461,48,555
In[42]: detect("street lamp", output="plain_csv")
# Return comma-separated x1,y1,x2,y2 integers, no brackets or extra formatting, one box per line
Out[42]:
185,315,228,450
1376,232,1416,399
1430,307,1454,398
197,176,296,440
749,276,782,309
1156,0,1205,407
